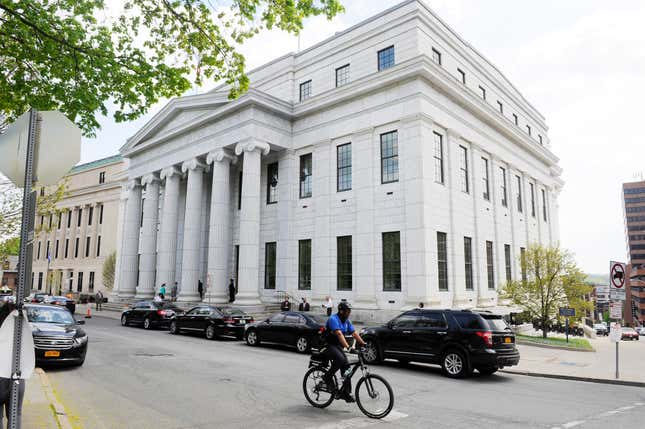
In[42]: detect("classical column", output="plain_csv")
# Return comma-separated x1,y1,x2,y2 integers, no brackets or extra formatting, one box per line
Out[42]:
112,183,128,298
119,179,142,297
179,158,207,301
234,140,270,305
205,149,237,302
136,173,161,298
90,203,99,259
78,205,88,259
157,166,181,292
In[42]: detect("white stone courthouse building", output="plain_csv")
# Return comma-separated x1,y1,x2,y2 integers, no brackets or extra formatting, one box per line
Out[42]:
115,0,563,313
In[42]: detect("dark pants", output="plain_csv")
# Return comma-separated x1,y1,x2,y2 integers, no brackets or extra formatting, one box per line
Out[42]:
95,299,102,311
326,307,332,317
0,378,25,429
324,345,351,393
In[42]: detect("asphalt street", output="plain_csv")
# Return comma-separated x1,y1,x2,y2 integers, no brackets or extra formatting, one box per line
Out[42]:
43,316,645,429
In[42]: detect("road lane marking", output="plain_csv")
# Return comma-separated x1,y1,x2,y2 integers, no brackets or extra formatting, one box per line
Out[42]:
552,401,645,429
562,421,585,428
306,410,407,429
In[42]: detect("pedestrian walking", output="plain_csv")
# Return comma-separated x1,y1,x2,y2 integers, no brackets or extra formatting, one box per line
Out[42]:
159,284,166,300
228,279,236,303
324,296,333,317
0,300,35,429
281,297,291,312
198,280,204,300
95,290,103,311
171,282,178,302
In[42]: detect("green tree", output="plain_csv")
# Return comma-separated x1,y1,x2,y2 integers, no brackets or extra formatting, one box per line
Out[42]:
102,251,116,291
501,244,592,338
0,0,344,136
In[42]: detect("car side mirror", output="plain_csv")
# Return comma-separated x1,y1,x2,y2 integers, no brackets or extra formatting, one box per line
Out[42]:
387,321,394,329
75,320,85,325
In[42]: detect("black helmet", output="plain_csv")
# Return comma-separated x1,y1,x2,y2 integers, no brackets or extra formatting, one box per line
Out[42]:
338,302,352,311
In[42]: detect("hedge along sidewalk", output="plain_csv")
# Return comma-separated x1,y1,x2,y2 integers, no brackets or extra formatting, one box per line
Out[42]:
516,334,594,352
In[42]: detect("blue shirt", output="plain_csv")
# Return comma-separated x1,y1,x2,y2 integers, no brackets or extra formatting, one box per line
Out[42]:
326,313,355,336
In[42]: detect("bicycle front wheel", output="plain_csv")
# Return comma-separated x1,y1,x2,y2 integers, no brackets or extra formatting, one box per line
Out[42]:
303,367,335,408
355,374,394,419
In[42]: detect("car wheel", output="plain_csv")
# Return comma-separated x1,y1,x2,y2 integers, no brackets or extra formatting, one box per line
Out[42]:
362,340,382,364
246,329,260,346
477,367,498,376
296,336,309,353
205,325,217,340
143,317,152,330
442,349,469,378
170,321,179,335
121,315,128,327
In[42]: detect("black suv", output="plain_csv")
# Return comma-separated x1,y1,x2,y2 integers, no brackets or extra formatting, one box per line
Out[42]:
360,309,519,378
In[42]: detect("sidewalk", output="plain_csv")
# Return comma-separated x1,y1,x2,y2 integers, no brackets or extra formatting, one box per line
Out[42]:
504,336,645,385
22,369,61,428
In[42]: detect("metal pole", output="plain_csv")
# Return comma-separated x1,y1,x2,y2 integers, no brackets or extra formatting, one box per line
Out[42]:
9,108,38,429
615,341,619,379
565,317,569,343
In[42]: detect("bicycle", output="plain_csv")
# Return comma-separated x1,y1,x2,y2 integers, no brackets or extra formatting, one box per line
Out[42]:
303,347,394,419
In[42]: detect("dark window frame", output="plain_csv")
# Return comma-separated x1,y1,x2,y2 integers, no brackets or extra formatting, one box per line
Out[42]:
85,236,91,258
433,132,444,184
335,64,350,87
457,68,466,84
542,189,548,221
299,79,312,102
504,244,512,284
298,239,312,290
459,145,469,193
479,85,486,100
74,237,79,258
382,232,401,291
337,236,352,291
264,242,277,290
96,236,101,257
431,47,442,65
497,100,503,114
500,167,508,207
464,237,473,290
482,157,490,200
336,143,352,192
377,45,395,71
437,232,448,291
515,175,523,213
266,162,279,204
299,153,313,198
237,171,243,210
486,241,495,290
380,131,399,184
530,183,536,217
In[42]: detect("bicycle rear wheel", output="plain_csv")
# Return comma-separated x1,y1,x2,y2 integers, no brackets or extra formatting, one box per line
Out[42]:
303,367,335,408
355,374,394,419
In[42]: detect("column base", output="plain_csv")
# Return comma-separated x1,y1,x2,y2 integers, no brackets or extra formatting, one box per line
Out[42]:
135,289,155,299
203,293,229,304
234,292,262,306
177,292,201,302
118,291,135,299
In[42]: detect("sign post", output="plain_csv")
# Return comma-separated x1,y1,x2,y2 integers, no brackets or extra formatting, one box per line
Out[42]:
608,261,627,381
559,307,575,343
609,322,621,379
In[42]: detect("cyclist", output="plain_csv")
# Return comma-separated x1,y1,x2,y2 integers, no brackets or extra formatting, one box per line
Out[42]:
323,302,366,403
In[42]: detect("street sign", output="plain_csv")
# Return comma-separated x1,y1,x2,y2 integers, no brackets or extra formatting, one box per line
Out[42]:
559,307,575,317
0,110,81,186
610,301,622,319
610,289,626,301
609,261,626,301
610,322,621,343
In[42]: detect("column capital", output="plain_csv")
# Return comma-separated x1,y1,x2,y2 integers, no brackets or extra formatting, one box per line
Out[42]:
126,179,141,191
181,158,208,174
206,149,238,165
160,166,181,180
234,140,270,156
141,172,161,186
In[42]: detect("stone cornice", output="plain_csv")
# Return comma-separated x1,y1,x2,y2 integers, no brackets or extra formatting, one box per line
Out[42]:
206,149,237,165
234,140,271,156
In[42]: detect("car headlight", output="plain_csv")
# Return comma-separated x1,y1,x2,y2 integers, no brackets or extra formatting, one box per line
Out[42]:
73,335,88,345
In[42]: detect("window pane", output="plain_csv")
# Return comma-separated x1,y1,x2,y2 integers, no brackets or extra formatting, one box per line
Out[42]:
337,143,352,191
264,242,276,289
504,244,512,284
516,175,522,212
336,64,350,87
437,232,448,291
500,167,507,206
542,189,548,221
380,131,399,183
520,247,527,282
378,46,395,71
482,158,490,200
434,132,444,184
298,239,312,290
299,154,312,198
486,241,495,290
299,80,312,101
266,162,279,204
530,183,536,217
337,236,352,290
464,237,473,290
459,146,469,193
432,48,442,65
382,232,401,291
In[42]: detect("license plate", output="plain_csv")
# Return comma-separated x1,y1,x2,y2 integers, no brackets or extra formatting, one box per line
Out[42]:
44,351,60,357
504,337,512,344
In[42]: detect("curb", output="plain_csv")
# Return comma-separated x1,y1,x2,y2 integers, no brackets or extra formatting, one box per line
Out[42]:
516,339,595,352
35,368,73,429
500,369,645,388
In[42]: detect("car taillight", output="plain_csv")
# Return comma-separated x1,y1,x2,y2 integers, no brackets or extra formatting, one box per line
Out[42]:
224,318,234,324
157,310,167,316
476,331,493,347
319,327,325,334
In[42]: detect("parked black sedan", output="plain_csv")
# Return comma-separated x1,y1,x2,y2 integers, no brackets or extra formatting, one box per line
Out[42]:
169,305,253,340
45,295,76,314
26,304,88,366
120,301,182,330
244,311,327,353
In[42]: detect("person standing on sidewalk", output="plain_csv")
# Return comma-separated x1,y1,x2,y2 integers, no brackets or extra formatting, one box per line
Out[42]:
95,290,103,311
228,279,236,303
159,284,166,300
198,280,204,300
0,300,35,429
171,282,178,302
324,296,333,317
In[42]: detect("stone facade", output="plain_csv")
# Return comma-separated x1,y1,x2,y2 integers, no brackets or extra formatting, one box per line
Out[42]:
116,0,563,311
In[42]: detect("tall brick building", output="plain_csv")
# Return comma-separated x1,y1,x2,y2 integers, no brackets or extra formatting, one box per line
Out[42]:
623,180,645,325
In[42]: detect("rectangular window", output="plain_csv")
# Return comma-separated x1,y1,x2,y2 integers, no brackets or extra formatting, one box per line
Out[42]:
264,242,276,290
504,244,512,284
89,272,95,292
55,240,59,259
85,237,91,258
479,85,486,100
500,167,508,207
433,132,444,184
37,272,43,291
497,100,503,114
486,241,495,290
64,239,69,258
520,247,527,282
542,189,548,221
68,272,73,291
513,114,518,125
437,232,448,291
336,143,352,191
237,171,243,210
298,239,312,290
382,232,401,291
482,158,490,200
515,175,523,213
96,236,101,257
530,183,536,217
48,214,52,229
377,46,395,71
88,206,93,226
464,237,473,290
335,64,350,87
457,68,466,84
67,210,72,228
432,48,442,65
37,241,41,259
74,237,79,258
99,204,104,224
98,171,105,184
299,153,312,198
459,145,469,193
57,213,61,230
77,208,82,227
337,236,352,291
299,80,312,102
380,131,399,183
45,241,50,260
538,135,543,145
266,162,279,204
526,125,532,136
77,272,83,292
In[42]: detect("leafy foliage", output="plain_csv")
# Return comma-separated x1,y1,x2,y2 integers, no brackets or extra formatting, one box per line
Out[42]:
102,251,116,290
501,244,592,338
0,0,344,136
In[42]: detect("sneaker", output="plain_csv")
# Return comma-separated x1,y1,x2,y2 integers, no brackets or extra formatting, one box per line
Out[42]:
340,392,355,403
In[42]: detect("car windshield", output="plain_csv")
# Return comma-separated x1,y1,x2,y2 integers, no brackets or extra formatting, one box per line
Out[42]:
26,306,75,324
307,315,328,325
218,307,245,316
622,328,636,333
480,315,511,331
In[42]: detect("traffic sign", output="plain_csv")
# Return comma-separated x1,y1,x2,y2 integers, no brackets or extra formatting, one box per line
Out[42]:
559,307,575,317
610,322,621,343
609,261,626,301
610,301,623,319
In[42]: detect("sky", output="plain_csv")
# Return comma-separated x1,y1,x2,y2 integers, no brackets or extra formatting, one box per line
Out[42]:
81,0,645,274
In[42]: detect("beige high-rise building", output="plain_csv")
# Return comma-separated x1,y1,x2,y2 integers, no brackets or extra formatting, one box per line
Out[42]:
31,155,125,297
